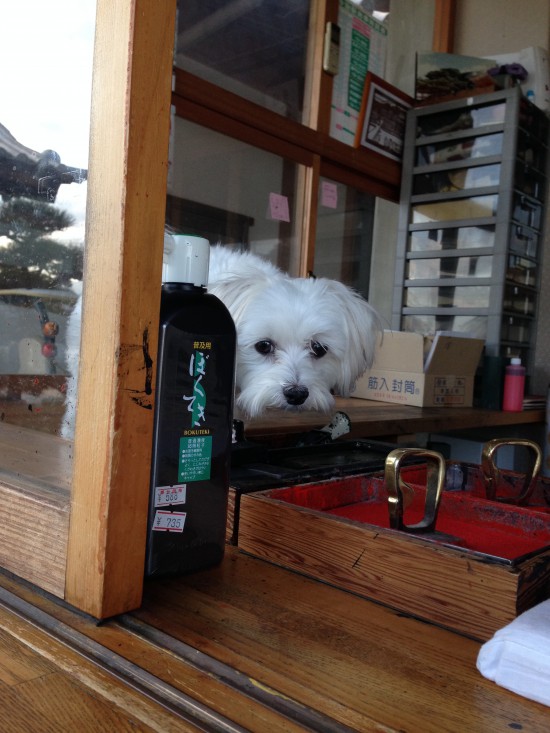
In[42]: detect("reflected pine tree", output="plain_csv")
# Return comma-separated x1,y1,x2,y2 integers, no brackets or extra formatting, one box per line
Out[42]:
0,197,83,290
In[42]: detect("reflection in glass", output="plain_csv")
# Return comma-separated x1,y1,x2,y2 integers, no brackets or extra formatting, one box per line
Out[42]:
0,1,95,438
509,224,538,258
314,178,376,300
519,98,549,139
167,118,301,273
174,0,310,122
514,162,544,200
507,254,537,287
409,226,494,252
413,164,500,195
501,315,531,344
512,193,542,229
412,195,497,223
504,284,535,316
416,103,506,138
403,285,490,308
416,133,503,166
407,255,492,280
517,132,546,171
402,314,488,340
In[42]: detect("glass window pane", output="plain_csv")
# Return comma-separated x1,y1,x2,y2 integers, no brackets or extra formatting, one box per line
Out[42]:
517,131,546,171
417,103,506,137
507,254,537,286
413,164,500,195
407,255,493,280
175,0,310,122
167,118,302,272
509,224,538,257
501,315,531,344
0,1,94,447
416,133,503,165
409,226,495,252
403,285,491,308
313,178,376,300
412,195,497,224
504,285,536,315
512,193,542,229
514,161,545,200
402,314,488,339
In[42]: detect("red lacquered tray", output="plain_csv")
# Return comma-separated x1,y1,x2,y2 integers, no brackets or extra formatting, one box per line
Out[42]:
238,444,550,640
268,470,550,563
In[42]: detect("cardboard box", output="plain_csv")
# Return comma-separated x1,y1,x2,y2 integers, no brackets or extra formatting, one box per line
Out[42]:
351,331,484,407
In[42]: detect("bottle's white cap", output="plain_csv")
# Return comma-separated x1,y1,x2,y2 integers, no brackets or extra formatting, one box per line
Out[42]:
162,234,210,286
511,357,522,365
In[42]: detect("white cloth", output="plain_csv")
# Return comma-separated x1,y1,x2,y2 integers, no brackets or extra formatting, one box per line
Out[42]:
477,600,550,706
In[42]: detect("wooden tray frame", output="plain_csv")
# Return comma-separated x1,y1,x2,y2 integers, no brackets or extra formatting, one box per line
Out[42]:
238,476,550,641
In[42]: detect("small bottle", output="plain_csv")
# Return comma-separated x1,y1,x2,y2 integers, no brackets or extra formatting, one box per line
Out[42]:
502,357,525,412
145,235,236,577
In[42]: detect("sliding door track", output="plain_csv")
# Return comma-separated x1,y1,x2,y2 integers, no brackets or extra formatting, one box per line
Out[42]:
0,584,355,733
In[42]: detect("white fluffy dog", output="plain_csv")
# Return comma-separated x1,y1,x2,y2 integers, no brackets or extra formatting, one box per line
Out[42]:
61,244,381,438
207,246,381,419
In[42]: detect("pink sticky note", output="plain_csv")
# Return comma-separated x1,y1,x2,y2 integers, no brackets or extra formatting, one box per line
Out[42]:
268,192,290,222
321,181,338,209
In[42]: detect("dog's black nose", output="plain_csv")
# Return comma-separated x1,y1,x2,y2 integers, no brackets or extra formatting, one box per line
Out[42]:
283,385,309,406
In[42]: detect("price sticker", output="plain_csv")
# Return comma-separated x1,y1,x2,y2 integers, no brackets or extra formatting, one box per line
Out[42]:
152,510,186,533
154,485,186,507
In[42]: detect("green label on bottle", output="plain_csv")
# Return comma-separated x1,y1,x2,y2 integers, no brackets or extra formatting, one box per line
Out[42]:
179,435,212,482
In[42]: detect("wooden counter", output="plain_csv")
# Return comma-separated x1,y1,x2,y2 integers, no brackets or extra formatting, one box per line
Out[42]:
241,397,546,441
1,546,547,732
138,547,550,731
0,408,549,730
0,401,545,615
0,401,545,489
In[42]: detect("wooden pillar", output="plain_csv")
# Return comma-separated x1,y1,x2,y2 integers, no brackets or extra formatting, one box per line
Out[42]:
433,0,456,53
65,0,177,618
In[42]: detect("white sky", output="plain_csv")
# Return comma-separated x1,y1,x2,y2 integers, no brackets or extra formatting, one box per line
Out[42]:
0,1,96,243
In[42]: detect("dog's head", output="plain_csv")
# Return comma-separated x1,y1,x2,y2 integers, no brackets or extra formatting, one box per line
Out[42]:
209,269,381,418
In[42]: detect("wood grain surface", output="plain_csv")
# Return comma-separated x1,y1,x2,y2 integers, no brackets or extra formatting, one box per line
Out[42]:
0,546,548,732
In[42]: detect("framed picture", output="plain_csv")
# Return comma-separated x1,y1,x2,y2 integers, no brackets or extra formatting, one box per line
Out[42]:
355,73,413,161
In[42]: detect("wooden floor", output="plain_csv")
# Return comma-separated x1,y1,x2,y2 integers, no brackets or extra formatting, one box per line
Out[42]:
0,589,202,732
0,547,548,732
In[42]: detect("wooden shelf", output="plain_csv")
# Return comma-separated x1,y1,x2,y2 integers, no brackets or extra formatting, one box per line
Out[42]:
241,396,546,441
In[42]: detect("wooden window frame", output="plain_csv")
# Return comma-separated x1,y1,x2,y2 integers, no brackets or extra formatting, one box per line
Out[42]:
171,0,456,274
0,0,455,619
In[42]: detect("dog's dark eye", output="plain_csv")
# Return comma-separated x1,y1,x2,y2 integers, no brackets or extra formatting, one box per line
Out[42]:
255,339,275,355
310,341,328,358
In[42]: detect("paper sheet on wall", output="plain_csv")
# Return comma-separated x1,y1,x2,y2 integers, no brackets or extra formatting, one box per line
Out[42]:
330,0,387,146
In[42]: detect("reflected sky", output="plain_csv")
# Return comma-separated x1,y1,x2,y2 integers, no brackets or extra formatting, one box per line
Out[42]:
0,1,96,239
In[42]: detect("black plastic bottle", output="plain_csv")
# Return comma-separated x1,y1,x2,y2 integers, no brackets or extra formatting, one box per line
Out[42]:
145,235,236,577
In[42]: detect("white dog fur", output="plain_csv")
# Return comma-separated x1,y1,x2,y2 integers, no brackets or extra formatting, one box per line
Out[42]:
207,245,381,419
61,245,381,438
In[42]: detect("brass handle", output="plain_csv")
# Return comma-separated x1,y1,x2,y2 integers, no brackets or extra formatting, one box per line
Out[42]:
481,438,542,505
385,448,446,533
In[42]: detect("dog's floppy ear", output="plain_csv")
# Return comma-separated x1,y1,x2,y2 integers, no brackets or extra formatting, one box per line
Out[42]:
207,275,268,325
321,279,382,395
